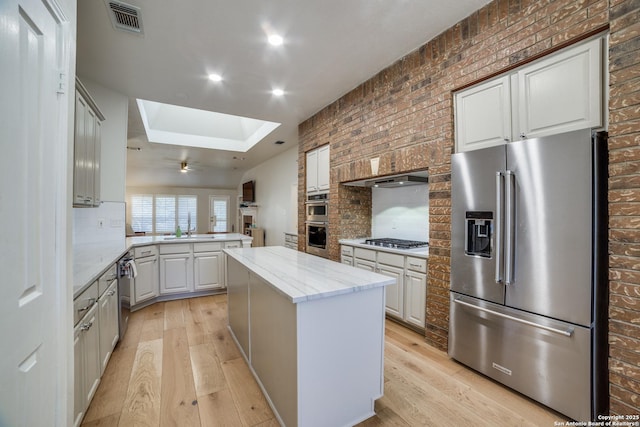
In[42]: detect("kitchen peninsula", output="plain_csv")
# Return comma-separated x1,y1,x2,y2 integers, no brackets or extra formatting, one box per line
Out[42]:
224,246,394,427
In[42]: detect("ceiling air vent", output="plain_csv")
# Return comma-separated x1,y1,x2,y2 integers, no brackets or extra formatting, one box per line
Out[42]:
106,0,144,35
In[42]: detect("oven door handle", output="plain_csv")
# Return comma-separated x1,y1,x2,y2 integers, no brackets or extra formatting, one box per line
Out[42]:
305,221,328,225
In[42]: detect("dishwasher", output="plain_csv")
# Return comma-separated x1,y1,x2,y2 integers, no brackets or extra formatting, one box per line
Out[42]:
117,251,136,341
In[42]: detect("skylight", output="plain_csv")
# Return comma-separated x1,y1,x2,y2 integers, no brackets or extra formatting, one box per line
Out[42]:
136,99,281,152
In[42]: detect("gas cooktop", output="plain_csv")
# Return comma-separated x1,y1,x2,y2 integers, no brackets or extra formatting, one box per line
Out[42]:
364,238,429,249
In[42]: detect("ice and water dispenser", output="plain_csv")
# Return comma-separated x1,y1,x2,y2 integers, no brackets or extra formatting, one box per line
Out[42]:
465,211,493,257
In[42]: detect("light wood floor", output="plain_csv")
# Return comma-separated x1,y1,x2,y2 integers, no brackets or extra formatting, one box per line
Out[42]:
82,295,567,427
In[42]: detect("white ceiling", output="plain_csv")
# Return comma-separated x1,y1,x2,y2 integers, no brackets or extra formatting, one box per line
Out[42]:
77,0,489,189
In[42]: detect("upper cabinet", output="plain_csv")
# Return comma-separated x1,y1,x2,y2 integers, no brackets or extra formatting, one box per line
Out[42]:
306,145,330,193
74,78,105,207
455,37,603,153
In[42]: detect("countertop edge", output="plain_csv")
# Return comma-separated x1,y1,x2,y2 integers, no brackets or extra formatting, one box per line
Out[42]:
224,246,395,304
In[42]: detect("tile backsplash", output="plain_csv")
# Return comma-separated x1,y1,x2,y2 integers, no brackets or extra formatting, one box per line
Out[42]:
372,185,429,242
73,201,126,246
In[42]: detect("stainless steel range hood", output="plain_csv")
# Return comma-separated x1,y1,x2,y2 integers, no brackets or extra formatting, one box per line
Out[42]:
342,171,429,188
365,174,428,188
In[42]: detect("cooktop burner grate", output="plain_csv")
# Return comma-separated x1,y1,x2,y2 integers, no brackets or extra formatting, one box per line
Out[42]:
364,238,428,249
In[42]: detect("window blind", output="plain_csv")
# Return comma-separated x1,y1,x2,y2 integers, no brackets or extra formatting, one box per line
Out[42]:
130,195,153,232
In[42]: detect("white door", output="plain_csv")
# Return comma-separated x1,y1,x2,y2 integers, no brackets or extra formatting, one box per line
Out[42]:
209,195,229,232
0,0,71,425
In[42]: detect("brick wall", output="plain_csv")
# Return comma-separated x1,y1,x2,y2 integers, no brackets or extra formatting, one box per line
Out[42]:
298,0,640,415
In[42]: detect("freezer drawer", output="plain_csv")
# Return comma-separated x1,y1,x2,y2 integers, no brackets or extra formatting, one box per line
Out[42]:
449,293,592,421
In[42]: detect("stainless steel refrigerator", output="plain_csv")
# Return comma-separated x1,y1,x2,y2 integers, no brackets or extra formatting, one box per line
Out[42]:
449,129,608,421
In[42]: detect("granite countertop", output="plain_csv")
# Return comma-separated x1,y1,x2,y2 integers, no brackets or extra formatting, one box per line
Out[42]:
73,233,252,299
338,238,429,258
224,246,395,304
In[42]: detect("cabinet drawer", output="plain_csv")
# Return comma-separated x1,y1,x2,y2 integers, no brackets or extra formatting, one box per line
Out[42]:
406,257,427,272
98,264,117,296
377,252,404,268
159,243,191,254
134,245,158,258
341,245,354,257
194,242,222,252
74,280,98,326
354,247,376,262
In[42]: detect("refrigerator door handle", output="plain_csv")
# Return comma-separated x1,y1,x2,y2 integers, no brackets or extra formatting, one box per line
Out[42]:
453,298,574,337
495,172,504,284
504,170,515,285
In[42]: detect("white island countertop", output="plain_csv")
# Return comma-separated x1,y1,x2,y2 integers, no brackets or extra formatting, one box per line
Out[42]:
224,245,395,303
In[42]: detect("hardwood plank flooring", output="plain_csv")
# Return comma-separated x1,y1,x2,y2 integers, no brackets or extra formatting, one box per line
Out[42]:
83,295,568,427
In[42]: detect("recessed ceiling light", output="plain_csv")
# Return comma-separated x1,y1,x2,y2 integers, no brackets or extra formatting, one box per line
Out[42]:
268,34,283,46
208,73,222,82
272,88,284,96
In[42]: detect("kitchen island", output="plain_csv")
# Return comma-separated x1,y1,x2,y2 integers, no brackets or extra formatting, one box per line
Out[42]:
224,246,395,427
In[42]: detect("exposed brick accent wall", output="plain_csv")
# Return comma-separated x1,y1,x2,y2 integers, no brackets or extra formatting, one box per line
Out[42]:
298,0,640,415
607,0,640,416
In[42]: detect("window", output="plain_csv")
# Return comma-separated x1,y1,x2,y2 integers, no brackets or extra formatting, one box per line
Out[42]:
130,195,153,232
178,196,197,232
130,194,197,234
155,195,176,233
210,196,229,233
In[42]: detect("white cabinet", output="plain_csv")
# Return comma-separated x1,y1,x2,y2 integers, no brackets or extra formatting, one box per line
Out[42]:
455,76,512,151
73,78,104,207
73,300,100,427
193,242,224,291
134,246,158,305
405,258,427,329
344,244,428,329
377,252,405,319
455,37,603,153
159,245,193,295
517,37,602,139
98,279,119,375
306,145,330,193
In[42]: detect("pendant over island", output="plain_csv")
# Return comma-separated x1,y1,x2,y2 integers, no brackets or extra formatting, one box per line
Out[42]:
224,246,395,427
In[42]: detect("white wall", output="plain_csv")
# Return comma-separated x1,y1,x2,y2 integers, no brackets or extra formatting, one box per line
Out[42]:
239,146,299,246
372,184,429,242
126,186,239,234
79,77,128,202
73,201,126,246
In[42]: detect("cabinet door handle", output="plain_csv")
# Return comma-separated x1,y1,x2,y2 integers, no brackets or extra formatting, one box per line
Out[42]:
141,250,151,256
80,320,94,331
107,290,116,296
77,298,96,313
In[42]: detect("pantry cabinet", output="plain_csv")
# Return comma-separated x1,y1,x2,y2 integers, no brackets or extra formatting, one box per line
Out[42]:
73,78,104,207
455,37,603,152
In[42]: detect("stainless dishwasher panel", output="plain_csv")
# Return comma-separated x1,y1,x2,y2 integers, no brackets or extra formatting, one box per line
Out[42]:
117,251,134,341
449,292,592,421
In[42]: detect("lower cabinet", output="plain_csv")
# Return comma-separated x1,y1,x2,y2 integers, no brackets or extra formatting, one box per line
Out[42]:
98,279,119,374
73,302,100,427
159,253,193,294
194,251,223,290
342,244,428,329
134,247,158,305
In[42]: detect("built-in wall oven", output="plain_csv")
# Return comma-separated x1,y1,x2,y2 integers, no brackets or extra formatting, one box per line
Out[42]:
306,221,328,258
305,192,329,258
306,192,328,222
